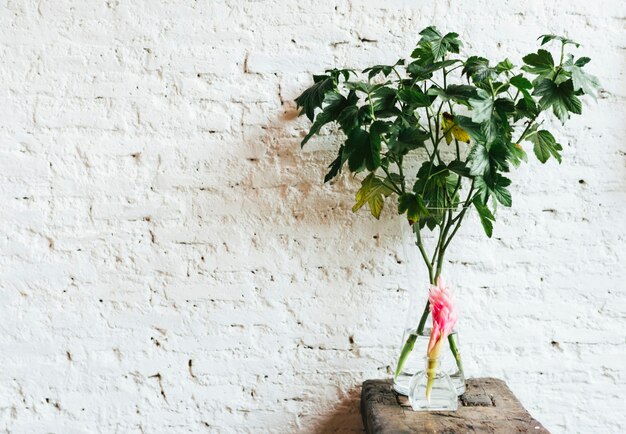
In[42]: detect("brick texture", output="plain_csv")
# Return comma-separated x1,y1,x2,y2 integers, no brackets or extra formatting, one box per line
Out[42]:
0,1,624,433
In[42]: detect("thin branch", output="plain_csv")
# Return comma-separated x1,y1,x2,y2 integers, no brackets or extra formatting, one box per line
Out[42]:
416,228,434,283
380,165,403,195
430,212,447,268
443,184,476,250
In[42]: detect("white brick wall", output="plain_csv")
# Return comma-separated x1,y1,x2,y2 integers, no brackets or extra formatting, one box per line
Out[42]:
0,1,624,433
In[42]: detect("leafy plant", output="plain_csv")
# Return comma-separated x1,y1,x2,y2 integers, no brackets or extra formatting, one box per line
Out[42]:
295,27,599,377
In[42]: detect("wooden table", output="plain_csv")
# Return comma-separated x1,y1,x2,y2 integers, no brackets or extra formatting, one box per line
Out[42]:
361,378,549,433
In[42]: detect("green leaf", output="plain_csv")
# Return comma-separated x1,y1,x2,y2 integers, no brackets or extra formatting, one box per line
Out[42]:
567,64,601,98
410,43,435,64
533,78,582,123
575,57,591,67
469,88,494,123
473,197,495,237
413,162,456,225
362,59,405,79
489,81,511,96
522,49,554,76
357,105,373,125
476,173,512,207
300,92,352,147
388,126,429,155
326,68,355,82
538,34,580,48
494,98,515,117
487,140,510,171
371,86,398,117
336,104,359,133
324,145,346,183
561,53,600,98
295,75,335,121
448,160,471,177
345,81,382,94
398,87,432,108
352,173,395,219
344,128,369,172
510,76,536,122
492,179,512,207
418,26,462,59
407,59,460,80
462,56,495,83
441,84,478,100
454,115,485,142
480,116,499,144
468,143,489,176
495,58,514,73
509,142,528,167
514,92,539,121
428,84,477,105
510,74,532,91
468,140,510,176
528,129,562,163
398,193,429,225
366,121,386,170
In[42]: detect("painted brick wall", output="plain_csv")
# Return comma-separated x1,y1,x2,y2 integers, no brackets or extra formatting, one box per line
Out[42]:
0,1,624,433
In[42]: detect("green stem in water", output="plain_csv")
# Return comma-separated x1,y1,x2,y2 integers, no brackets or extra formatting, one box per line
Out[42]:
448,333,464,378
393,285,432,380
394,235,464,381
393,333,417,379
393,82,466,381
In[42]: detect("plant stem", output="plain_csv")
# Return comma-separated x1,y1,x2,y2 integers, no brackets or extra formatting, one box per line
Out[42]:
395,222,465,380
444,183,476,250
444,207,469,251
425,108,436,146
446,100,461,160
418,185,475,377
380,164,403,195
416,299,431,335
430,213,447,268
433,102,445,162
389,154,406,194
515,117,537,144
448,333,464,377
415,228,434,283
395,68,469,381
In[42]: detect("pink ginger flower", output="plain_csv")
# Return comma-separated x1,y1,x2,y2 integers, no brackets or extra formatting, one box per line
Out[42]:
427,276,458,357
425,276,458,401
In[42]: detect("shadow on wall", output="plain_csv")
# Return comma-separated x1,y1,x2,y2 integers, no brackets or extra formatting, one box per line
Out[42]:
252,105,360,227
237,103,373,432
313,386,364,434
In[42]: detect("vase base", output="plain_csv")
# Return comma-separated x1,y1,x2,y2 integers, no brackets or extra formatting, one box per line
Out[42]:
450,372,466,395
408,368,458,412
394,372,465,396
393,374,411,396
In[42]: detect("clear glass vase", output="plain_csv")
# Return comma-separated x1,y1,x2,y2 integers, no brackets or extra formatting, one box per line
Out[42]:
393,223,465,396
393,327,465,396
408,357,458,411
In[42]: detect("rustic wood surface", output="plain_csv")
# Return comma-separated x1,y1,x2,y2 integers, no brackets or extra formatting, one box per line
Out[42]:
361,378,549,433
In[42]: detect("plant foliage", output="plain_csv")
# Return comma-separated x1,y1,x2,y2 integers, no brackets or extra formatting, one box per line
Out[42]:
295,27,598,379
296,28,598,246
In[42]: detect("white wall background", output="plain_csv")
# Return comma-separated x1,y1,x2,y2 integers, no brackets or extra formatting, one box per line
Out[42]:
0,1,624,433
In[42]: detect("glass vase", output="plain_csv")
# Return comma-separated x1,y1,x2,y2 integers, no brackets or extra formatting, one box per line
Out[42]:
393,327,465,396
408,357,458,411
393,222,465,396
